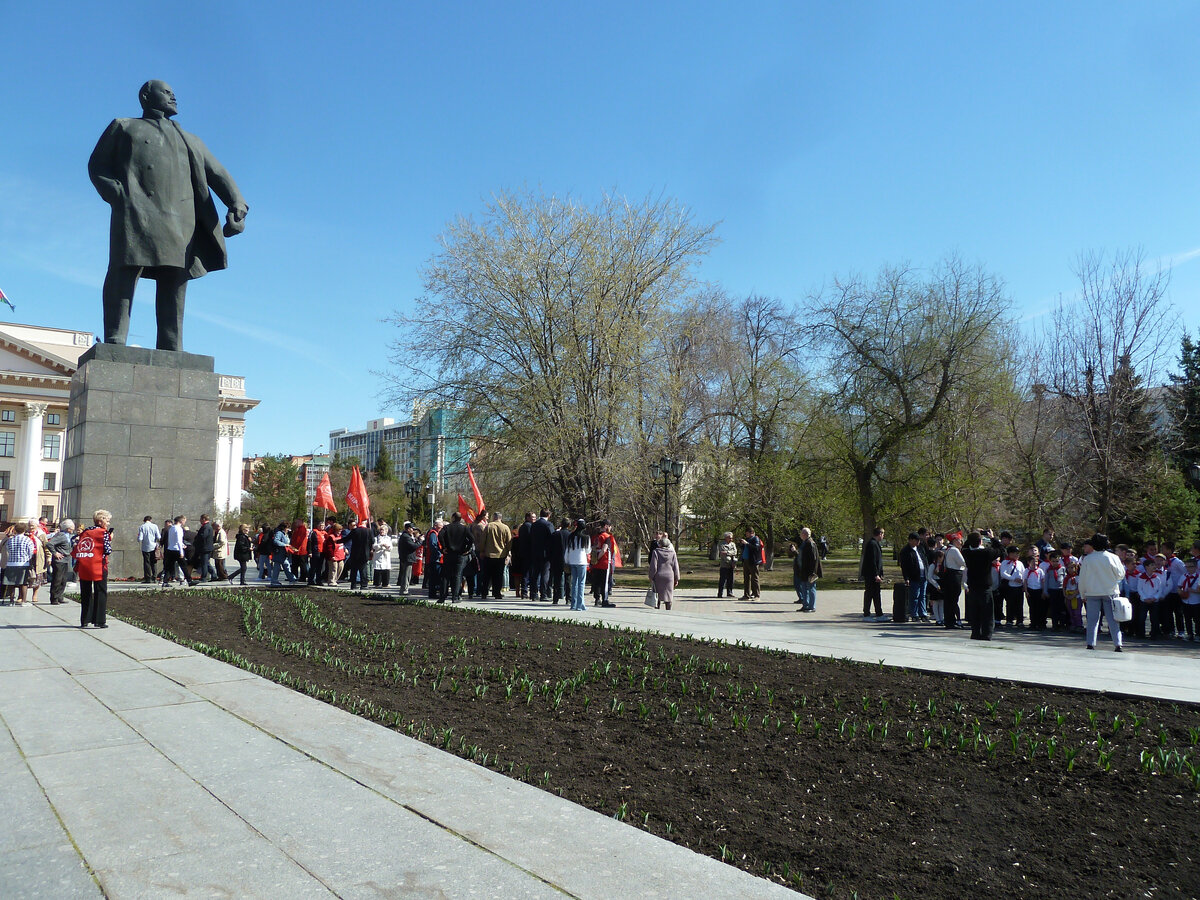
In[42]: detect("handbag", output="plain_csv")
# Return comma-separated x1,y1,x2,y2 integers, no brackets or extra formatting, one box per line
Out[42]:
1111,595,1133,623
644,587,658,607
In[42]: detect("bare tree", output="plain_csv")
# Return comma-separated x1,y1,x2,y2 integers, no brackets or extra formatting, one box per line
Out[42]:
381,189,717,524
1037,249,1176,533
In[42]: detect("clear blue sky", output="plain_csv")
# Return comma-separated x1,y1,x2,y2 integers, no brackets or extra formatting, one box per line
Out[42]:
3,1,1199,456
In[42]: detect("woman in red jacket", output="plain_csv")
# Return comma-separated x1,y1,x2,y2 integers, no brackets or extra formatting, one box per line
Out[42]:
73,509,112,628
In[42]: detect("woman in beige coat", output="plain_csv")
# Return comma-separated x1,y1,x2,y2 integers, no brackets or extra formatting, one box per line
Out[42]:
649,532,681,610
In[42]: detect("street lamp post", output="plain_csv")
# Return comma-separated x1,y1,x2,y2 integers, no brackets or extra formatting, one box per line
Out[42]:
649,455,685,537
404,477,421,527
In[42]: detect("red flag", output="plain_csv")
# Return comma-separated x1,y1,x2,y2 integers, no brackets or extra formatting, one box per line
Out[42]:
467,464,485,516
345,466,371,523
457,494,476,524
313,472,337,512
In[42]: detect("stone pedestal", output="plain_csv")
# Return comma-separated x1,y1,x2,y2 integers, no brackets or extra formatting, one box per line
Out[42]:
61,344,219,580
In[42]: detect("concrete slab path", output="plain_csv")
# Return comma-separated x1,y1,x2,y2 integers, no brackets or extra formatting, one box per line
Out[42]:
0,599,802,899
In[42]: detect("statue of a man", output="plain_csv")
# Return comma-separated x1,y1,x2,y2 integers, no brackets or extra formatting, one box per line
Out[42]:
88,80,248,351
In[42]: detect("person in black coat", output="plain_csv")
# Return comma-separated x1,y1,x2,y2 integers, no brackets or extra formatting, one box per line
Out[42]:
899,532,928,621
193,515,215,581
439,512,474,603
528,510,555,601
963,530,1003,641
343,519,374,591
861,527,885,619
230,523,254,586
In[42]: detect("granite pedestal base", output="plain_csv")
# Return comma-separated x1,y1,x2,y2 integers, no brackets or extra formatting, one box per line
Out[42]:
61,344,219,580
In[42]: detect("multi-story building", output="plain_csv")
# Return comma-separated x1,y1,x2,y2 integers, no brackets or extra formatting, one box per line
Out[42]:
0,321,257,522
241,453,330,508
328,407,470,493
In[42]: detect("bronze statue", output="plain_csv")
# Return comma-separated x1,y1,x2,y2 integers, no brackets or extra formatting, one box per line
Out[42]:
89,81,248,351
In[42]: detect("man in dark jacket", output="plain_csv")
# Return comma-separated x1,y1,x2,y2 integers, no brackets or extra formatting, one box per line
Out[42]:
343,518,374,591
528,509,555,601
439,512,474,603
739,529,763,600
791,528,821,611
550,518,571,604
899,532,928,621
861,527,885,619
395,523,421,596
963,530,1003,641
193,515,215,582
515,512,535,598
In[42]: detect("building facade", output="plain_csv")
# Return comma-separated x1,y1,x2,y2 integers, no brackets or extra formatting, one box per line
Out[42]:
328,407,470,493
0,322,257,523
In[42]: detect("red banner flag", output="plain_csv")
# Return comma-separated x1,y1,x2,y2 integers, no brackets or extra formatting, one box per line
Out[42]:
345,465,371,523
457,494,476,524
467,464,485,516
313,472,337,512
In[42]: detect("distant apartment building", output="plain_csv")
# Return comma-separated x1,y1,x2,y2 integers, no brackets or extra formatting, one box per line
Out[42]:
328,407,470,493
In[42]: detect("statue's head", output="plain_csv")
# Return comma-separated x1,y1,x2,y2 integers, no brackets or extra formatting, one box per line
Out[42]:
138,80,177,117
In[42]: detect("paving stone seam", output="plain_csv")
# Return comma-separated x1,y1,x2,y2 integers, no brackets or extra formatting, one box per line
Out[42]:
63,609,584,898
0,686,106,895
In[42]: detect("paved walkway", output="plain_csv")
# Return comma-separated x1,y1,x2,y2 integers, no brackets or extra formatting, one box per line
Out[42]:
0,599,801,899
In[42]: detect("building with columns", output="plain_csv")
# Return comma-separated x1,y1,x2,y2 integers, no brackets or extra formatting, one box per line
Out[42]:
0,323,257,522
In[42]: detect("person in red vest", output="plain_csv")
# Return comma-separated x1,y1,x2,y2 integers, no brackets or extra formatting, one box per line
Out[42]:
73,509,113,628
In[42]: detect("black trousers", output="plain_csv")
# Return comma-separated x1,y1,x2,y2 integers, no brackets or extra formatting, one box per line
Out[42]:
348,562,369,590
1027,588,1046,628
162,549,182,584
968,590,994,640
231,560,248,584
373,566,391,587
441,554,467,601
549,563,564,602
718,567,735,597
590,568,610,603
142,550,158,581
308,556,325,585
1047,589,1068,629
50,560,70,603
80,578,108,626
941,570,962,627
482,557,506,598
863,580,882,616
1004,583,1025,624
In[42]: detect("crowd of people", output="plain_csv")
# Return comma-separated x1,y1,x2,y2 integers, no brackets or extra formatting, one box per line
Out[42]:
858,525,1200,650
402,510,626,611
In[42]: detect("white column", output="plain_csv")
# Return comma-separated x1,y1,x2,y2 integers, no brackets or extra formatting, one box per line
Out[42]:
224,424,245,514
14,402,46,519
214,425,233,513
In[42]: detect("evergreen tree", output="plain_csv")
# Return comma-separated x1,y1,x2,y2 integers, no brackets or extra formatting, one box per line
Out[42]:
243,455,306,525
1167,331,1200,476
374,443,395,481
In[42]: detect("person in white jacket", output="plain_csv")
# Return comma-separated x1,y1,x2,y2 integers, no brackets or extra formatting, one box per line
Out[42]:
1077,533,1126,652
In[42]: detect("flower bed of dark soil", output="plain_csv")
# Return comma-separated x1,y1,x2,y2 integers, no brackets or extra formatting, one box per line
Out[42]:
108,587,1200,900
